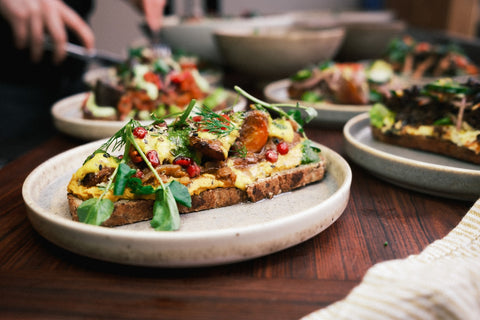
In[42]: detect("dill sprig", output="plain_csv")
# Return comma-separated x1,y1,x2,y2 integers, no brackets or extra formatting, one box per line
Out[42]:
196,107,236,137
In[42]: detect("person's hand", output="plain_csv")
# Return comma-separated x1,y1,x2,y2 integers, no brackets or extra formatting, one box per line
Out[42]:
0,0,95,64
129,0,166,32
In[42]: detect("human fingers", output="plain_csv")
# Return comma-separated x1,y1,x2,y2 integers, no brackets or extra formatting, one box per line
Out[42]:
0,0,31,49
138,0,166,31
41,0,68,63
26,0,44,62
59,0,95,50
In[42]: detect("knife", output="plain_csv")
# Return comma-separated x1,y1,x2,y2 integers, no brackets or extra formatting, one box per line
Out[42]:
44,38,124,66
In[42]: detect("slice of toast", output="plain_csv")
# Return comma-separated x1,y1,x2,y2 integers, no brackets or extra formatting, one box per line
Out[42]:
371,126,480,164
68,159,326,227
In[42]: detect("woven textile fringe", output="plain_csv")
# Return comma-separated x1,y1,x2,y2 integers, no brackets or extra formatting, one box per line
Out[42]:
303,199,480,320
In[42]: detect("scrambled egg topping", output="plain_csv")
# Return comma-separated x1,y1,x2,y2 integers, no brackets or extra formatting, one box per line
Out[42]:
229,143,303,190
383,120,480,154
68,112,307,201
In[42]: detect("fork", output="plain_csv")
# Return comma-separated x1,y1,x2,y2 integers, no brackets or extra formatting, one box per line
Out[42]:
140,23,172,58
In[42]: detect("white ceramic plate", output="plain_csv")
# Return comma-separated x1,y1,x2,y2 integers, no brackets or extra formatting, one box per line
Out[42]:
51,90,246,141
23,140,351,267
344,113,480,201
263,79,371,127
83,67,224,88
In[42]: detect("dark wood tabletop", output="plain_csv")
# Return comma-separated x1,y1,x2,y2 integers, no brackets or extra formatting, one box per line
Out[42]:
0,116,473,319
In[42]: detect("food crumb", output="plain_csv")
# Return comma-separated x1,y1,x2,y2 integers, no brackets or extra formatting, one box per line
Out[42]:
384,241,388,247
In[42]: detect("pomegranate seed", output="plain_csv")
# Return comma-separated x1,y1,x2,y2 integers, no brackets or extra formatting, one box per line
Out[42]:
192,116,202,122
186,162,201,178
146,150,160,167
134,170,144,178
173,156,192,167
276,141,289,155
265,150,278,163
133,126,148,139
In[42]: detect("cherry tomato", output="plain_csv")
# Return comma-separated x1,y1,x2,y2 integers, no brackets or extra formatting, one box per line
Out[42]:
265,150,278,163
173,156,192,167
147,150,160,167
133,126,148,139
170,71,186,83
276,141,289,155
143,71,162,89
186,162,201,178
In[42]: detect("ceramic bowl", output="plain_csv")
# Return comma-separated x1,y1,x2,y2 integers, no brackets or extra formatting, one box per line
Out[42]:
214,25,345,80
336,20,407,61
159,14,295,64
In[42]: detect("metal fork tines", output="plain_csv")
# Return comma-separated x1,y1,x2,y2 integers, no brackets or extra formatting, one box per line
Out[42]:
140,23,171,58
44,37,124,66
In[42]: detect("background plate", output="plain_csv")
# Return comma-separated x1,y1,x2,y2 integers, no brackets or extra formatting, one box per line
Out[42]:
51,90,246,141
344,113,480,201
22,140,351,267
264,78,371,128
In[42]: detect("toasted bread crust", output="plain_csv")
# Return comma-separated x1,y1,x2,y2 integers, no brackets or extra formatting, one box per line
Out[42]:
371,126,480,164
68,159,327,227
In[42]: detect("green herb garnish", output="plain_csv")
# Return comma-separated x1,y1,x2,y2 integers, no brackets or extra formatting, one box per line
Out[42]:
195,107,236,137
301,140,321,164
77,119,191,231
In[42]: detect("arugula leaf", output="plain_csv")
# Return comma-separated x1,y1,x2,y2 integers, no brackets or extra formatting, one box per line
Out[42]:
287,109,304,131
151,188,181,231
114,163,136,195
77,198,114,226
168,180,191,207
301,140,321,164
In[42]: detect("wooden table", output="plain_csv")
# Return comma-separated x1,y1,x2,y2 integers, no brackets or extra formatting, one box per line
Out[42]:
0,121,472,319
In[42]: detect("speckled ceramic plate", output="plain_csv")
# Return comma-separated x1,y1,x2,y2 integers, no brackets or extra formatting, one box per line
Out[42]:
344,113,480,201
22,140,351,267
51,90,245,141
263,78,371,127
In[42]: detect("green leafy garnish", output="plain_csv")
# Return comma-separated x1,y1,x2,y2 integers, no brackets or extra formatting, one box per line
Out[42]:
291,69,312,81
114,163,136,195
301,140,321,164
77,119,192,231
195,107,236,137
424,79,472,95
77,198,114,226
168,126,196,159
151,187,181,231
301,91,323,102
153,59,170,74
433,117,453,125
127,177,156,195
167,180,191,207
369,103,396,129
